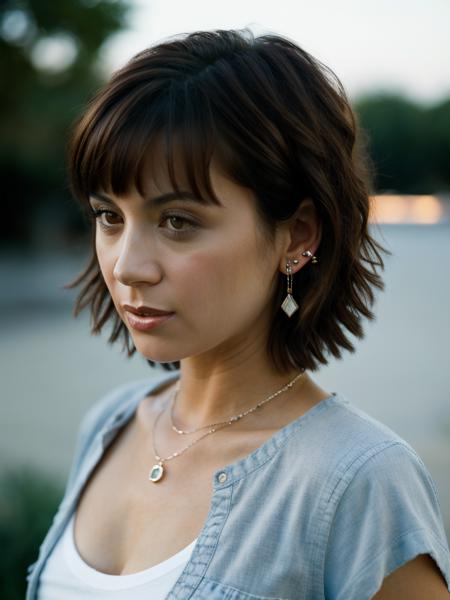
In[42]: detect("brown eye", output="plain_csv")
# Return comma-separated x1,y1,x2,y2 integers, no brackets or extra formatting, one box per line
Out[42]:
160,212,199,237
91,208,121,230
168,215,188,230
102,211,120,225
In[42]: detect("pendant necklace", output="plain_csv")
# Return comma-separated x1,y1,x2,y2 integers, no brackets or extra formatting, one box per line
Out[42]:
148,368,306,482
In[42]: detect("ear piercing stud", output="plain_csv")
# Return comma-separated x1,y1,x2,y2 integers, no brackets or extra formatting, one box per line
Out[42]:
301,249,318,263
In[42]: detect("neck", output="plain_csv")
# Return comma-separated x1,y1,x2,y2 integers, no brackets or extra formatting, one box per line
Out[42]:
171,359,307,429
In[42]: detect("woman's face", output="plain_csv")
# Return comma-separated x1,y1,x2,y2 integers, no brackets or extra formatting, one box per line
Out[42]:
89,150,285,365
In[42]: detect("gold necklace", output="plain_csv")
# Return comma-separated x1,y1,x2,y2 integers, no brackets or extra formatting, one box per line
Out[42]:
148,368,306,482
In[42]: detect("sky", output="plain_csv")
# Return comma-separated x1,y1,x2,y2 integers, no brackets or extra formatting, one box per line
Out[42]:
99,0,450,105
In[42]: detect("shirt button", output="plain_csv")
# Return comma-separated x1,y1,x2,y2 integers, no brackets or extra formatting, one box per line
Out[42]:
217,472,227,483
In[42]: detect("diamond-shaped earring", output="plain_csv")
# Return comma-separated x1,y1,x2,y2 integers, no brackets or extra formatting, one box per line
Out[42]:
281,259,299,317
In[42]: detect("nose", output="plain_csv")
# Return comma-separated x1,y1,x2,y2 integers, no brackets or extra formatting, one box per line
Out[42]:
112,229,162,286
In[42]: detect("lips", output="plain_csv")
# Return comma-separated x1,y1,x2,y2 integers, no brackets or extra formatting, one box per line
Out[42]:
123,304,174,317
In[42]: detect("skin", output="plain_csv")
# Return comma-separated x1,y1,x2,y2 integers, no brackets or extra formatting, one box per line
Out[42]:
89,147,325,428
88,147,449,597
372,554,449,598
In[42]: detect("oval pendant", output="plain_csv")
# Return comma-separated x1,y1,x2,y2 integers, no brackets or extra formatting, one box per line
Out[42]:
149,463,164,482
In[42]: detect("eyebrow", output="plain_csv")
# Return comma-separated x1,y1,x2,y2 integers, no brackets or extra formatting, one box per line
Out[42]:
89,190,216,207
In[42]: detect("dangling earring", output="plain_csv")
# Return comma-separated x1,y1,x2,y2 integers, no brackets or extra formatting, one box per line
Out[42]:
281,258,299,317
281,249,319,317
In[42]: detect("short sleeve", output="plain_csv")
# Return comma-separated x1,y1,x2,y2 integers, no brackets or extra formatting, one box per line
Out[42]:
324,442,450,599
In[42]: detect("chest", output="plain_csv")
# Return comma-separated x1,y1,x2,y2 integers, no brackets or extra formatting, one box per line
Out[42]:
72,414,272,577
73,426,213,575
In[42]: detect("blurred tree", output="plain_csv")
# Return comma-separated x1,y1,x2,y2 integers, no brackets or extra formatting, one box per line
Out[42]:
354,94,450,194
0,0,129,249
1,6,450,249
426,98,450,192
0,467,63,600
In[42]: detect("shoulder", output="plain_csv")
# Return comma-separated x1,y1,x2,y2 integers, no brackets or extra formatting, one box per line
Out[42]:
322,398,439,506
282,393,420,484
79,369,179,440
280,393,446,527
302,396,450,598
79,378,151,438
64,369,179,492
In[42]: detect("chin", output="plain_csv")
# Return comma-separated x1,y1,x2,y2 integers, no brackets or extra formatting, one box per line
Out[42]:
135,344,183,364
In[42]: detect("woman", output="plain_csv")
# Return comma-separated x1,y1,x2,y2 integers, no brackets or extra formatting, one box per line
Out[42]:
26,28,450,599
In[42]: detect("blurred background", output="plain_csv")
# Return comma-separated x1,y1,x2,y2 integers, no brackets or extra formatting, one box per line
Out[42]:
1,0,450,597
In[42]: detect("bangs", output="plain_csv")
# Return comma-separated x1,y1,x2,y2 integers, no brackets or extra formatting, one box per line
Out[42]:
65,29,390,375
69,78,225,212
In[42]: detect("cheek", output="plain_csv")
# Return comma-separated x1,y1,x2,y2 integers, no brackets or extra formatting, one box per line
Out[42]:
172,252,225,313
95,241,116,294
173,234,265,322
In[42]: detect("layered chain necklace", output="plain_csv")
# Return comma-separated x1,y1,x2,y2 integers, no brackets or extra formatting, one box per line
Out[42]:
148,368,306,482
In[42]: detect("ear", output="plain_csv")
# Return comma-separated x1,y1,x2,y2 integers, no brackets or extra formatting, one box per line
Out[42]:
277,197,322,275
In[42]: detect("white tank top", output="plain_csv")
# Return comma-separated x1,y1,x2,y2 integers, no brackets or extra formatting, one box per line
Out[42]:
37,512,197,599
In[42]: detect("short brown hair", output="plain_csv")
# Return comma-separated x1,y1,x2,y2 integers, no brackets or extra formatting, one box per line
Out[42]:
65,27,390,373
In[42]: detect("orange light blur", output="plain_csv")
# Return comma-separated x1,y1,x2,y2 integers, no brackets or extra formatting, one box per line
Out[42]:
369,195,446,224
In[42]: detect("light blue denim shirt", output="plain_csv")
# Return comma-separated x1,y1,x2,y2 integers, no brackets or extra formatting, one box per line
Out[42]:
26,369,450,599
